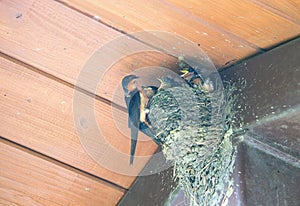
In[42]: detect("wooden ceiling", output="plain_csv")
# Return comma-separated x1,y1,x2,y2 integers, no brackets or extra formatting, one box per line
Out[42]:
0,0,299,205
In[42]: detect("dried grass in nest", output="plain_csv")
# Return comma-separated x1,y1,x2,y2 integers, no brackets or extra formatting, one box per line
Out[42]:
148,81,241,206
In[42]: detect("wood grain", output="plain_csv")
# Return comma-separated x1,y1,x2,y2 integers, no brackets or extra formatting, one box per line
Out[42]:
165,0,300,49
60,0,257,68
0,0,246,109
0,0,121,86
0,139,124,206
1,0,299,204
0,55,157,188
0,0,257,88
253,0,300,24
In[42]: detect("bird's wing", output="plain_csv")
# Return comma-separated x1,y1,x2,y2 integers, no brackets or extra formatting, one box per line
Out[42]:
139,123,160,144
128,92,141,165
124,96,131,127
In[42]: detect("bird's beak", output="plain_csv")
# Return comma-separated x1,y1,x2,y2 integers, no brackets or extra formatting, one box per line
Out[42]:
180,69,189,77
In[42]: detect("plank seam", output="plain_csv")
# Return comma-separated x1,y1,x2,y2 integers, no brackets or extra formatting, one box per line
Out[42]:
55,0,261,52
54,0,300,69
54,0,263,66
158,0,263,51
219,35,300,71
0,52,127,114
53,0,128,35
247,0,300,26
0,135,128,191
53,0,220,68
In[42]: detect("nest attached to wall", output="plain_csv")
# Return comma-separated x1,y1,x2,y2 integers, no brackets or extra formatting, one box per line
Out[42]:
148,80,240,206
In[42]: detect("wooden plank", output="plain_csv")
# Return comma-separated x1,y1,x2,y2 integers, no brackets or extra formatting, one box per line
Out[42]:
0,0,257,84
164,0,300,49
0,0,120,85
0,139,124,206
0,55,157,188
253,0,300,24
0,0,252,110
60,0,258,67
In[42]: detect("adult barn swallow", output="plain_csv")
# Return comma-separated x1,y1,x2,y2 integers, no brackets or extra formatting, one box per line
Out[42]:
122,75,140,165
121,75,157,164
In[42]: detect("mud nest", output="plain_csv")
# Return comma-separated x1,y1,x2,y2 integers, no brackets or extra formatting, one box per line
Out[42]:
147,80,240,206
